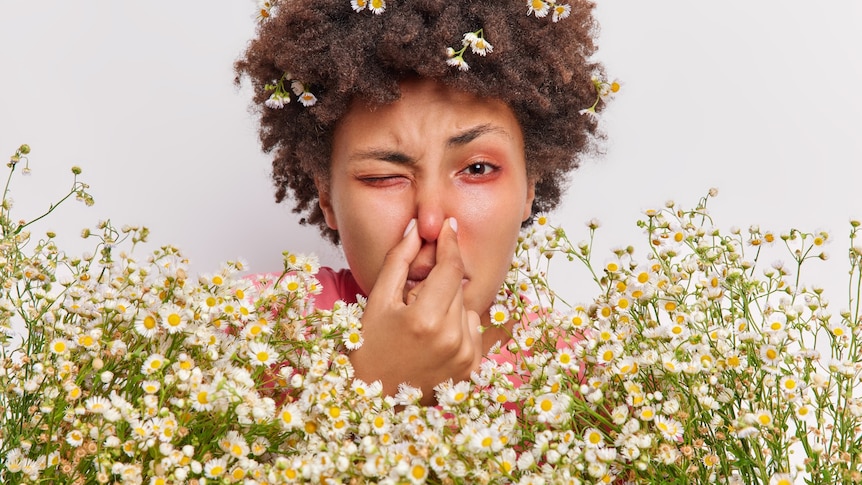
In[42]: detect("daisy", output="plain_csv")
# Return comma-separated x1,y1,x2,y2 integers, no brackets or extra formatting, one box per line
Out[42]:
204,457,228,479
752,409,774,427
85,396,111,414
278,403,305,430
527,0,550,18
191,384,216,411
350,0,367,12
759,344,782,366
135,313,159,338
49,338,70,355
446,55,469,71
265,92,287,109
552,3,571,22
298,91,318,107
408,460,429,484
489,304,510,326
248,341,279,366
368,0,386,14
141,353,167,375
160,305,188,334
583,427,604,448
66,429,85,447
342,327,363,350
554,347,578,370
654,415,683,441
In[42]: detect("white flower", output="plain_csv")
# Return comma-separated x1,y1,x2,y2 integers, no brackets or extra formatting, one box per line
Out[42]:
248,341,279,366
298,91,317,107
654,415,683,441
265,92,288,109
141,353,167,375
446,56,469,71
278,403,304,430
85,396,111,414
343,327,363,350
204,457,227,478
583,427,604,448
350,0,368,12
66,429,85,447
552,3,572,22
368,0,386,14
527,0,550,18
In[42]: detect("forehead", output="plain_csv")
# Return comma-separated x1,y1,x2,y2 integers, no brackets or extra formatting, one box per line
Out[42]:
333,78,523,147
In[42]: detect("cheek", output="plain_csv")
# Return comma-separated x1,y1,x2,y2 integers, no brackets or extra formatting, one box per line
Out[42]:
334,193,415,292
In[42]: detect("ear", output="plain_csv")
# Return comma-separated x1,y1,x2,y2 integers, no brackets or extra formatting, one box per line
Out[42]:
315,176,338,230
522,179,536,221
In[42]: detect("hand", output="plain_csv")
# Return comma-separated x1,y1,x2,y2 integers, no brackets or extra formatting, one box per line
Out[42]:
349,217,483,406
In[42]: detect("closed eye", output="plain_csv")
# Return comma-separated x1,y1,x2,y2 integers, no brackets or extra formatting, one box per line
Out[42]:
358,175,408,187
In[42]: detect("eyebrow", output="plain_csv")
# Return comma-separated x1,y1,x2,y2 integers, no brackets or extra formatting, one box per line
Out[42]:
447,123,508,148
349,123,509,165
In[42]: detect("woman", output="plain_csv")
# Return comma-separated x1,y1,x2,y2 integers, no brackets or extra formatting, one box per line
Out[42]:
236,0,606,405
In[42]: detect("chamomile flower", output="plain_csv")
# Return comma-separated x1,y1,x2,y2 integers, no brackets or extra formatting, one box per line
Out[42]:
141,353,167,375
85,396,111,414
298,91,317,107
350,0,367,12
343,327,363,350
191,384,217,412
583,427,604,448
446,54,469,71
759,344,782,366
462,30,493,56
248,341,279,366
368,0,386,14
527,0,551,18
552,3,571,22
278,403,304,430
489,304,510,326
204,457,228,479
160,304,188,334
66,429,84,447
654,415,683,441
135,313,159,338
49,338,70,355
265,91,288,109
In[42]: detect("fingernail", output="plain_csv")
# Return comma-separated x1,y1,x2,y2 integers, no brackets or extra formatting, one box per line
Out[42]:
448,217,458,233
402,218,416,238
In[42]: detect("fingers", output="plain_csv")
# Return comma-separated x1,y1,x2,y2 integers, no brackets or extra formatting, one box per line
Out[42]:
367,219,421,304
413,217,464,308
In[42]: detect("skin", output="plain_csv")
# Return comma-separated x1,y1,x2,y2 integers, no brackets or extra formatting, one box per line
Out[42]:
317,78,535,404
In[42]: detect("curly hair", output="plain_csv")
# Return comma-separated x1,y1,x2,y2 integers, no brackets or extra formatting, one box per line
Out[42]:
236,0,605,243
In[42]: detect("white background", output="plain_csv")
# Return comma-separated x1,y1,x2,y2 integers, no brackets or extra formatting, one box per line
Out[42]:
1,1,861,305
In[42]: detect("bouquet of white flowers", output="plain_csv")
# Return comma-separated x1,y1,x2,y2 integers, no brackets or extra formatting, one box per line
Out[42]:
3,146,860,484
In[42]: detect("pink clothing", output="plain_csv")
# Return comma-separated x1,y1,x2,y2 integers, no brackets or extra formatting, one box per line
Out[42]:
313,267,366,310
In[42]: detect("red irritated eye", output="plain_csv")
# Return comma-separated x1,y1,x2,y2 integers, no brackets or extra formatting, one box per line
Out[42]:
461,162,498,177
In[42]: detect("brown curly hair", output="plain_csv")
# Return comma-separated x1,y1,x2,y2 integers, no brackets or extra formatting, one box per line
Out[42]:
236,0,605,243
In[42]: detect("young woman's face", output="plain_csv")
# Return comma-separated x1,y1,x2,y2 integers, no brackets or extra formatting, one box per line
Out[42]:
319,78,534,323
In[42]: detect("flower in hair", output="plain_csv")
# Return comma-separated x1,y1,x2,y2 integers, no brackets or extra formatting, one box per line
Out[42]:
264,75,317,109
528,0,572,22
291,80,318,107
446,29,492,71
527,0,551,18
256,0,278,23
552,3,571,22
351,0,386,14
462,29,493,56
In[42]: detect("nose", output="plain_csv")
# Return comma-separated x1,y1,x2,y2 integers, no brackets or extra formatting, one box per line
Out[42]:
414,178,449,243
